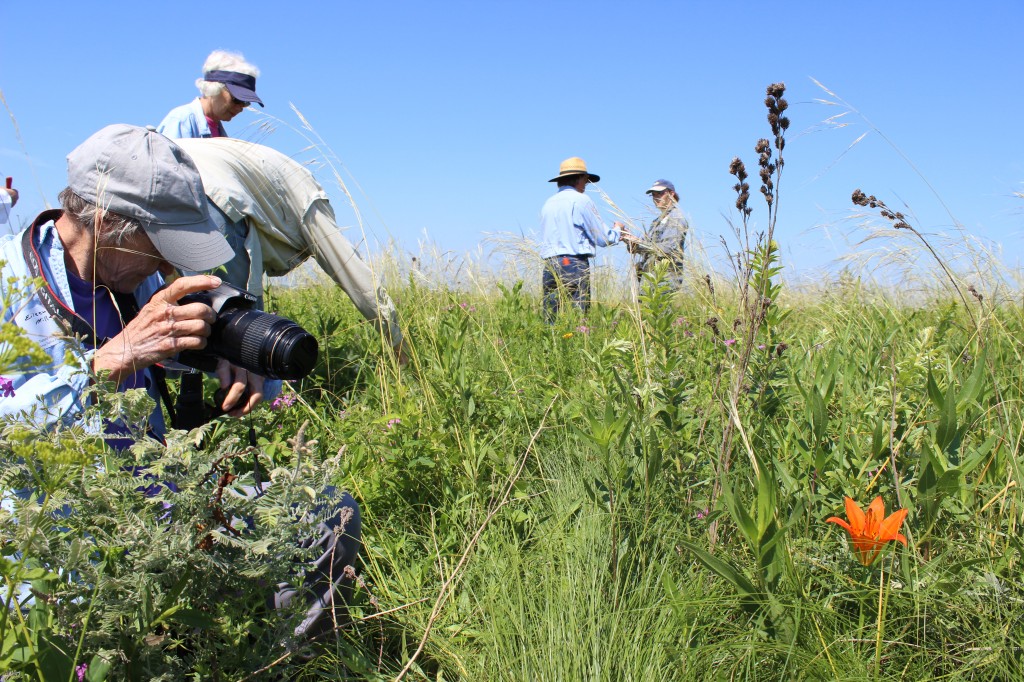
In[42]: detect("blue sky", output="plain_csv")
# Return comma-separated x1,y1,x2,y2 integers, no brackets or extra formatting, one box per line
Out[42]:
2,1,1021,282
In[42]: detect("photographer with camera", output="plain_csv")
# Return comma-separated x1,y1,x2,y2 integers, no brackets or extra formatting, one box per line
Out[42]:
0,124,263,441
1,124,361,647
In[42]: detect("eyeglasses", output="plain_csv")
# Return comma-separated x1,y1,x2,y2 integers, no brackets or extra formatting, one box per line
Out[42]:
231,96,250,108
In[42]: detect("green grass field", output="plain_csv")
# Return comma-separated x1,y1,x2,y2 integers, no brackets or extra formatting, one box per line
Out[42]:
3,84,1024,681
260,262,1024,680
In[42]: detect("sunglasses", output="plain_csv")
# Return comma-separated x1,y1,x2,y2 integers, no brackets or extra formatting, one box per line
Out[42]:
231,96,251,108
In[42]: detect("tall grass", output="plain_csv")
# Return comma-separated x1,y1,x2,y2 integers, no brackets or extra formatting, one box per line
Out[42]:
4,83,1024,680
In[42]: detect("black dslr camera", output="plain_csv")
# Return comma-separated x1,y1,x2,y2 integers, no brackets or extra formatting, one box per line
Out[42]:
176,282,319,381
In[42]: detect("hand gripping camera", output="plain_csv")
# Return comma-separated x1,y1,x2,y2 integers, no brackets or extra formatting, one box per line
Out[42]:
176,282,319,381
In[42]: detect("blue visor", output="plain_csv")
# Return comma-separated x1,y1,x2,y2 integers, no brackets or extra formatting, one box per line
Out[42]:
204,70,264,107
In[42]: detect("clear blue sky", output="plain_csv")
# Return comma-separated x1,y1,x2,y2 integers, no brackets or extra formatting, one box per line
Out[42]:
2,1,1021,282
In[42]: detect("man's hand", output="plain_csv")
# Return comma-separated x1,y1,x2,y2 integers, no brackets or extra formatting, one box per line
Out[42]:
94,275,222,385
2,187,17,208
619,225,640,253
215,358,265,416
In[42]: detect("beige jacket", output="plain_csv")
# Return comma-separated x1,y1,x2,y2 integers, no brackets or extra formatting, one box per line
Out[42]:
176,137,402,346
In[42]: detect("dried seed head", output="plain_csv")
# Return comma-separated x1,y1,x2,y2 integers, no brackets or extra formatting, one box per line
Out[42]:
729,157,747,180
767,83,786,99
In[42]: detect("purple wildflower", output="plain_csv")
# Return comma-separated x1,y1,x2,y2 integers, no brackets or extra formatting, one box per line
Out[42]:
272,393,297,410
0,378,14,398
695,508,709,520
724,339,737,347
386,418,402,429
577,325,590,335
683,330,695,338
672,316,688,328
757,344,766,350
76,664,88,682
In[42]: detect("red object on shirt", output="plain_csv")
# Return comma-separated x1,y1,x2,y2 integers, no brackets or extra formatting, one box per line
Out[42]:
205,116,223,137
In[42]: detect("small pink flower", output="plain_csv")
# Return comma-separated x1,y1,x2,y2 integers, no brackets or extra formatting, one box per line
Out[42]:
724,339,737,347
76,664,88,682
386,418,402,429
672,316,688,328
695,508,709,520
757,344,766,350
576,325,590,335
683,330,695,338
271,393,297,411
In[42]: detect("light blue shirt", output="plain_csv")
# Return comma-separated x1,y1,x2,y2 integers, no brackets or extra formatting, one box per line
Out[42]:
539,186,620,258
0,216,166,435
156,98,225,139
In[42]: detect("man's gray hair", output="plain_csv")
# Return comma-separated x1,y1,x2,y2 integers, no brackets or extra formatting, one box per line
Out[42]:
195,50,260,98
57,187,144,245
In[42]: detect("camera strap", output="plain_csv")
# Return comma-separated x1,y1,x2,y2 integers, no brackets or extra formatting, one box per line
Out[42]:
22,211,102,344
22,212,178,429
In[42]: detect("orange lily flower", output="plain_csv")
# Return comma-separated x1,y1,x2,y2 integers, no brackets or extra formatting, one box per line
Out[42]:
826,496,908,566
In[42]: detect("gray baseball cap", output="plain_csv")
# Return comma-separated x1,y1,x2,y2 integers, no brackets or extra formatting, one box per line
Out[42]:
645,179,676,195
66,124,234,271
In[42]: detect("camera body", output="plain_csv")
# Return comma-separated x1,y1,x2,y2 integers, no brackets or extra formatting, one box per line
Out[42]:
177,282,319,381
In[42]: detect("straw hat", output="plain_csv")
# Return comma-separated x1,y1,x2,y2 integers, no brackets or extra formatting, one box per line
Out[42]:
548,157,600,183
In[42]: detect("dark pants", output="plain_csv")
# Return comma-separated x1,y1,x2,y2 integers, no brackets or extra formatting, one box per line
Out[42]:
542,255,591,322
268,489,362,641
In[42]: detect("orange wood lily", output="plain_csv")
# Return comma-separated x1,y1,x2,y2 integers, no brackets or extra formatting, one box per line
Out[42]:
826,496,908,566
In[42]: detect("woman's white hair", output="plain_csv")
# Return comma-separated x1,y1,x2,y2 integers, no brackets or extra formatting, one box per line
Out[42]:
195,50,260,98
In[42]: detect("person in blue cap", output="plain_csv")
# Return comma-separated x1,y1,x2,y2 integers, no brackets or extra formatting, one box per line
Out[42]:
626,179,689,287
157,50,263,139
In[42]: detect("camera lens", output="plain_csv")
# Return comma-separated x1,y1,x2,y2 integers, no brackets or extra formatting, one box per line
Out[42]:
210,308,319,380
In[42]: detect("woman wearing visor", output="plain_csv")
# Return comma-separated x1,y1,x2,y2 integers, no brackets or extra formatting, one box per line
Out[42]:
157,50,263,139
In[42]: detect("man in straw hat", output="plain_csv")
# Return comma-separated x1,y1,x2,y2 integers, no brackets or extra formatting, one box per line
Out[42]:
538,157,624,321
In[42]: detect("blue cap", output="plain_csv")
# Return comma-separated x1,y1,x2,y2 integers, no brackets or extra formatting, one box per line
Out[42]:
645,179,675,194
204,70,264,107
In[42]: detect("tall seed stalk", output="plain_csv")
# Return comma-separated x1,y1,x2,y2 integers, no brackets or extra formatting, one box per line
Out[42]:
709,83,790,548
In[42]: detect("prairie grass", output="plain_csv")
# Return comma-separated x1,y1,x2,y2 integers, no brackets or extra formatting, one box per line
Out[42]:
5,84,1024,681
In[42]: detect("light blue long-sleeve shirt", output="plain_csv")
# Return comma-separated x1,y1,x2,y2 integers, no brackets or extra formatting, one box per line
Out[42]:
539,186,620,258
156,98,226,139
0,215,166,435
